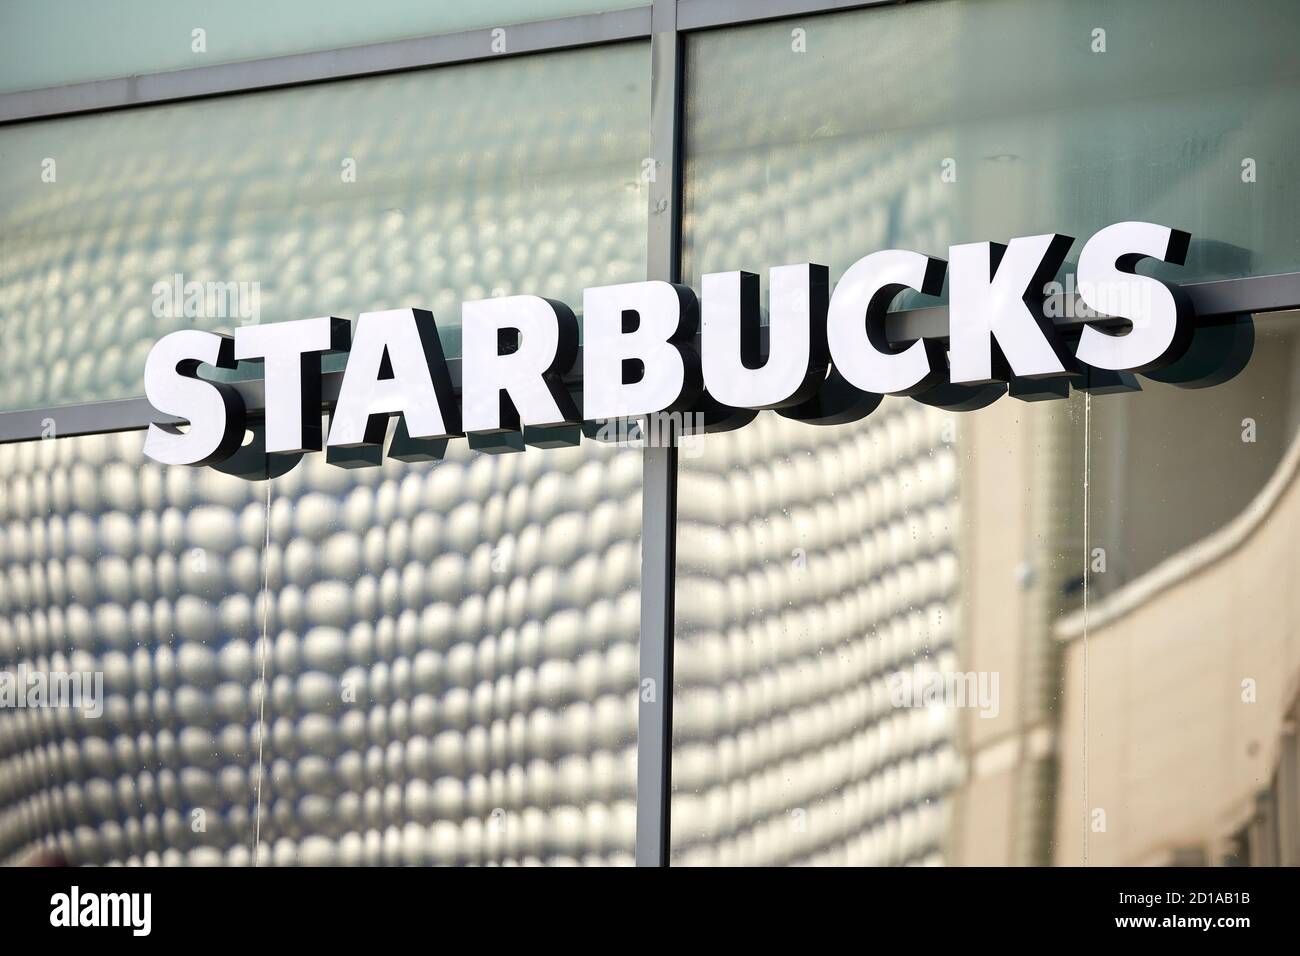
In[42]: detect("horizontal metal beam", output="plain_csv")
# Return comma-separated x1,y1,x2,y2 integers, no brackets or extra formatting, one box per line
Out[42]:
880,271,1300,343
1178,271,1300,317
0,7,652,124
676,0,902,32
0,0,924,125
0,353,522,444
1,271,1297,445
0,397,170,443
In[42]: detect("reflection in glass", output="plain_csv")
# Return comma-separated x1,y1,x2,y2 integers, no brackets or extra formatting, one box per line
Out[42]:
256,439,642,866
673,0,1300,866
0,0,643,94
0,37,650,865
672,404,963,865
0,429,645,866
0,42,649,412
0,433,267,865
682,0,1300,298
1056,310,1300,866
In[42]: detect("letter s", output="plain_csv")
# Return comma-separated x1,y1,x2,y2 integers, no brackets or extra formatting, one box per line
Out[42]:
143,329,245,466
1074,221,1194,372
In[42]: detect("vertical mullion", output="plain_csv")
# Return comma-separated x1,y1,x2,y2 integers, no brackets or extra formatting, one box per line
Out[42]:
635,0,684,867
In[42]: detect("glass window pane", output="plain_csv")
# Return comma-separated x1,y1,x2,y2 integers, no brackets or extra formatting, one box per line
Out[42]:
1055,308,1300,866
0,42,650,412
1,40,648,866
671,403,970,865
1,430,645,866
672,0,1300,867
0,0,644,93
256,439,643,866
681,0,1300,295
0,433,270,865
1084,314,1300,593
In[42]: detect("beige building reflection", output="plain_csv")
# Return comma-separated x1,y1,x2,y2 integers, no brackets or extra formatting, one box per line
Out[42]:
952,310,1300,866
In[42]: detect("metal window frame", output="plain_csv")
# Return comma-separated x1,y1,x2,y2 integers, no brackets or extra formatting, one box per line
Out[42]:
0,2,912,124
3,0,1300,869
0,8,654,124
635,0,688,868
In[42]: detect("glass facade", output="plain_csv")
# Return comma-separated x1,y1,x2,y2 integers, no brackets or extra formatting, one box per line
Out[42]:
672,402,962,865
0,432,268,864
256,442,642,866
0,1,643,94
671,0,1300,866
3,0,1300,870
681,0,1300,296
0,43,650,411
0,417,644,866
0,39,650,865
